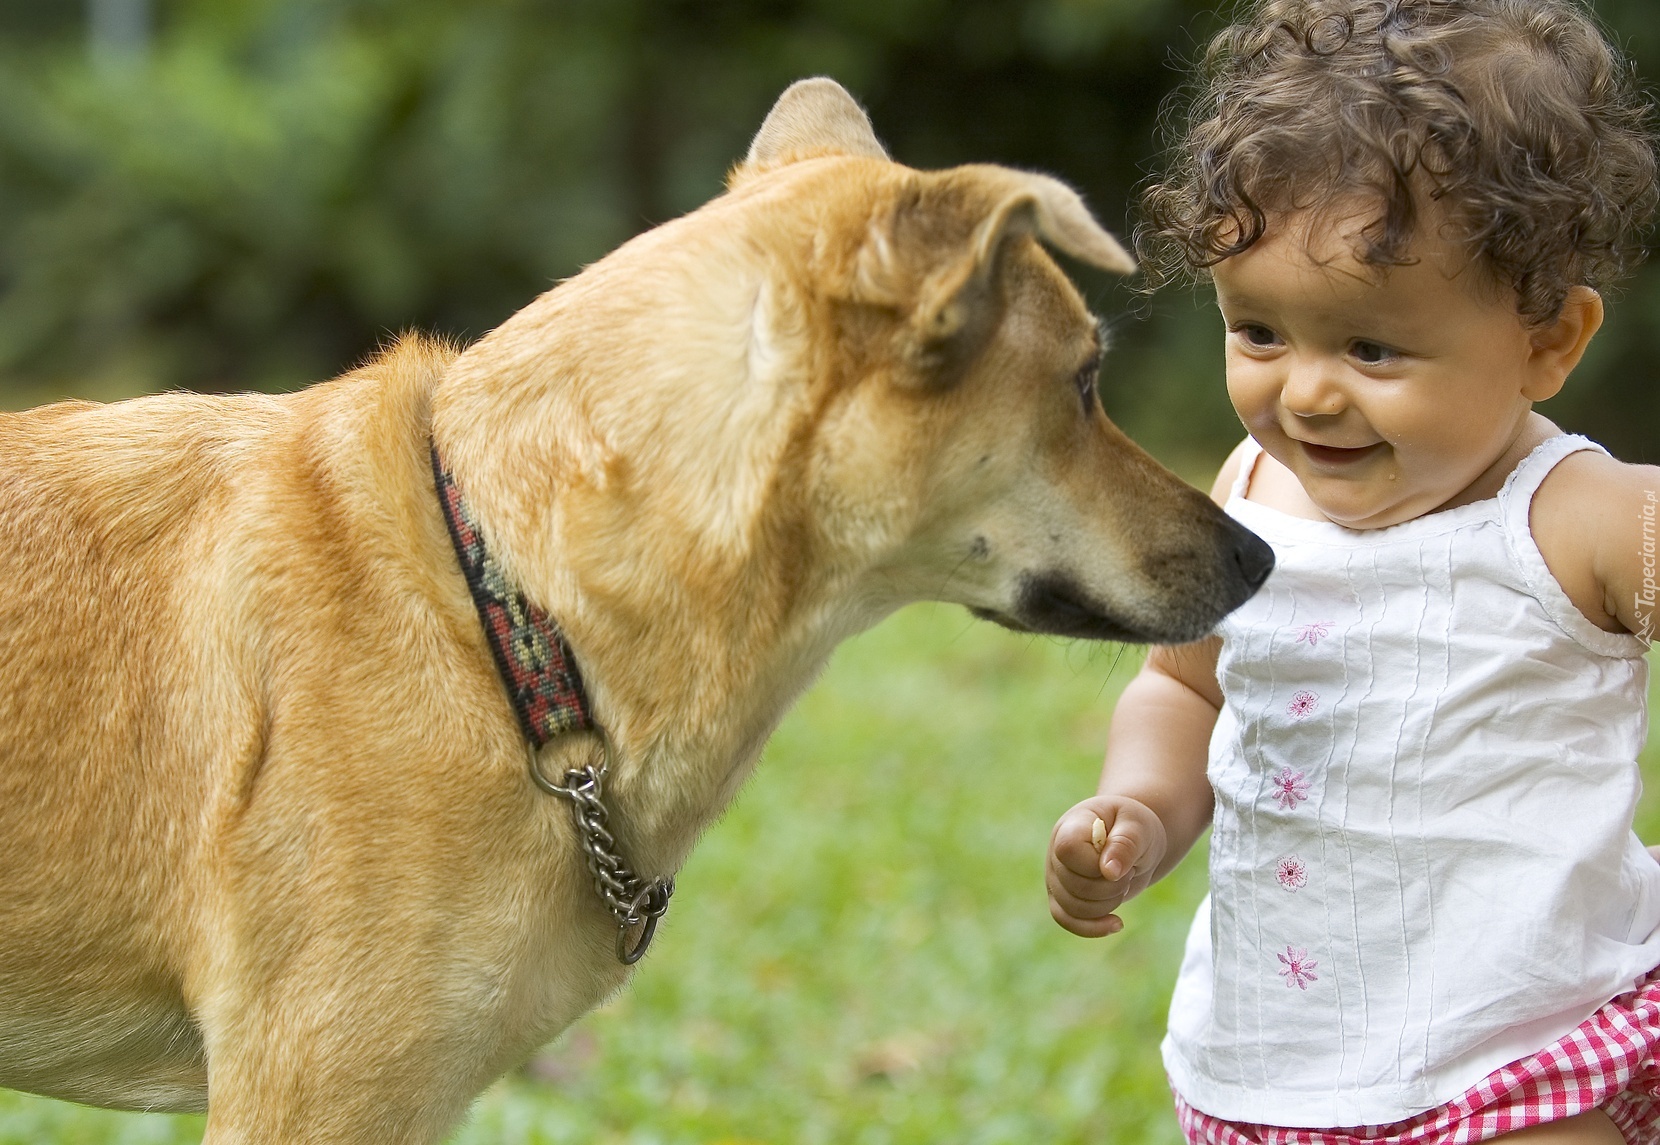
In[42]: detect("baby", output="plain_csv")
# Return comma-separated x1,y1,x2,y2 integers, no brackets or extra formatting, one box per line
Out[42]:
1046,1,1660,1141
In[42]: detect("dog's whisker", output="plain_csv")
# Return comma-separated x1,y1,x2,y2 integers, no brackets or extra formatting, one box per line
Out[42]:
930,543,978,604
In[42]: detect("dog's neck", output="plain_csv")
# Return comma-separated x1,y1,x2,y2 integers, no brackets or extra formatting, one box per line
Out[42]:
426,424,877,877
429,442,595,748
426,237,893,877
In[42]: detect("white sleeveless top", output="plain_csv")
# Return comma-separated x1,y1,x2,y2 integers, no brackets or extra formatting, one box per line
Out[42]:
1163,434,1659,1128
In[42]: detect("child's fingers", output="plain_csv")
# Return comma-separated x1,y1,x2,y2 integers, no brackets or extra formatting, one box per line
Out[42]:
1047,864,1126,919
1049,860,1110,904
1047,896,1124,938
1053,806,1115,878
1047,844,1119,904
1097,816,1151,883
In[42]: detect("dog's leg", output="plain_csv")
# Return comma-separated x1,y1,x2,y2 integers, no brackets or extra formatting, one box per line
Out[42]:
198,1050,473,1145
194,991,490,1145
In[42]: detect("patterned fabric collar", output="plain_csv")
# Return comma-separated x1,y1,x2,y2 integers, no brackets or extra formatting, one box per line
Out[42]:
430,444,594,747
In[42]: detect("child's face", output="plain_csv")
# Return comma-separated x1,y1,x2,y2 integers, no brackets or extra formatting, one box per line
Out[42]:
1213,211,1565,529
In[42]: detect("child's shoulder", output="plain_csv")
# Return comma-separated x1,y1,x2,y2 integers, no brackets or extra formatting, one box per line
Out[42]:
1532,440,1660,639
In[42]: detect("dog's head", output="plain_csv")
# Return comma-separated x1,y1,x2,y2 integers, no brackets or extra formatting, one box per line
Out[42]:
727,79,1270,643
438,79,1270,650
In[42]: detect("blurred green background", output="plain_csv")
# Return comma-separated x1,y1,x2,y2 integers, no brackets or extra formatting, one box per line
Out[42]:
0,2,1658,1143
0,0,1656,463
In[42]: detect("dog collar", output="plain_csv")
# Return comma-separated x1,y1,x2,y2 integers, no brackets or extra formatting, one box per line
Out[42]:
430,443,673,964
430,444,594,746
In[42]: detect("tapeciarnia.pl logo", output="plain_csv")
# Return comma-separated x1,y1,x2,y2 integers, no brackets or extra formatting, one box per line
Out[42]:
1639,489,1656,646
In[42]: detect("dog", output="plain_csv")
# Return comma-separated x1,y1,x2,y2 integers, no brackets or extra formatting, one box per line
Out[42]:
0,78,1271,1142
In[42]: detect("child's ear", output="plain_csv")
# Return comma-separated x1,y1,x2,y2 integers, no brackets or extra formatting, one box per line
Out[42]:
1522,286,1603,402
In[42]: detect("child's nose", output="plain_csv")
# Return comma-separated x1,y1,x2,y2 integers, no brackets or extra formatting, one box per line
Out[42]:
1279,357,1346,417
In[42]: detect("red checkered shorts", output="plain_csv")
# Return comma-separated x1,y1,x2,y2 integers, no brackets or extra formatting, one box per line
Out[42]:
1175,971,1660,1144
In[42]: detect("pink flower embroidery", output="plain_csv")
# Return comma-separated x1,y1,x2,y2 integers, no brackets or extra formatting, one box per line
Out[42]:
1287,690,1320,720
1271,768,1311,810
1278,946,1319,990
1294,620,1334,647
1275,855,1308,892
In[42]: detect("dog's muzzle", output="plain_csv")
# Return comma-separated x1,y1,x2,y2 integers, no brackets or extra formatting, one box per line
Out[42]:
971,524,1274,644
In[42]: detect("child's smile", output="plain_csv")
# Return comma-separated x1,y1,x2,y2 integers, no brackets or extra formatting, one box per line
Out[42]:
1212,211,1599,530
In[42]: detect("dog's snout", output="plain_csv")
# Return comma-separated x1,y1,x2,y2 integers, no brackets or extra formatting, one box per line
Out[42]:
1233,530,1275,593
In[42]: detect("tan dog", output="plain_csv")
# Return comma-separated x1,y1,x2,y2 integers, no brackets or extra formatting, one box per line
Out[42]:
0,80,1270,1141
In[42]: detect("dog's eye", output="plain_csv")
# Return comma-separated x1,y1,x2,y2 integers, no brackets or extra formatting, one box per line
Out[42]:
1074,359,1101,413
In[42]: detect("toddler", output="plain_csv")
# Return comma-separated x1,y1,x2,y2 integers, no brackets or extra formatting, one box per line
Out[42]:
1046,1,1660,1141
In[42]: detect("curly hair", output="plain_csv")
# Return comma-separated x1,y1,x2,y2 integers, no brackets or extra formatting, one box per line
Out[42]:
1138,0,1659,325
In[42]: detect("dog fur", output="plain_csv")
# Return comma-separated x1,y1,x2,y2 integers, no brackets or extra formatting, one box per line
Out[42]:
0,79,1269,1142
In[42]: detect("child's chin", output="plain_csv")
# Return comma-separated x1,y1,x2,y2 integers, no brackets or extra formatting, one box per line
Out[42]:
1297,475,1405,528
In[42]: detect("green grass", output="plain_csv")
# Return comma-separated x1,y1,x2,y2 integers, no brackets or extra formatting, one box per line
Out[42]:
3,607,1658,1144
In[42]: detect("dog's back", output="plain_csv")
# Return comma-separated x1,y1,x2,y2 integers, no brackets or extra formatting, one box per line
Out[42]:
0,346,478,1112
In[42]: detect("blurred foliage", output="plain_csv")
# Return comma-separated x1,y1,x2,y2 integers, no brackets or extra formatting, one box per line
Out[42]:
0,0,1654,465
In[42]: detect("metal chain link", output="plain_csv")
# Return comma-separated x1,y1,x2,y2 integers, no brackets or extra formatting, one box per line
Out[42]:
528,751,675,964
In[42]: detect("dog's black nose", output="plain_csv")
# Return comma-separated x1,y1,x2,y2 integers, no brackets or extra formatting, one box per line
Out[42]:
1234,531,1275,593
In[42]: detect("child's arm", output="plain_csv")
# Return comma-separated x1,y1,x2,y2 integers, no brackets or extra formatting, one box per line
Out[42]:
1531,451,1660,640
1046,639,1222,937
1586,460,1660,641
1046,445,1249,938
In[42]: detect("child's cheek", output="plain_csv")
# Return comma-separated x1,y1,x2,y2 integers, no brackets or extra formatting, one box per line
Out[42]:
1225,362,1279,436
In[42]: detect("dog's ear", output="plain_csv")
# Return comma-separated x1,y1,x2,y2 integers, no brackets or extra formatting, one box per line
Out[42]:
738,78,889,177
987,170,1138,277
902,169,1135,382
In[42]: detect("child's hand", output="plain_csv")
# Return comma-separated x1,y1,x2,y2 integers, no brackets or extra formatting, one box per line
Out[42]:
1046,796,1168,937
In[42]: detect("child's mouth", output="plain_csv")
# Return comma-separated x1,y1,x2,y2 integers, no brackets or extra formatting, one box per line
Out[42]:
1300,441,1385,467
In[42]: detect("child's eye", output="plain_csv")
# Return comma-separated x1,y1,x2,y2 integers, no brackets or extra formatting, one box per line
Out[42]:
1350,340,1397,366
1233,324,1281,349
